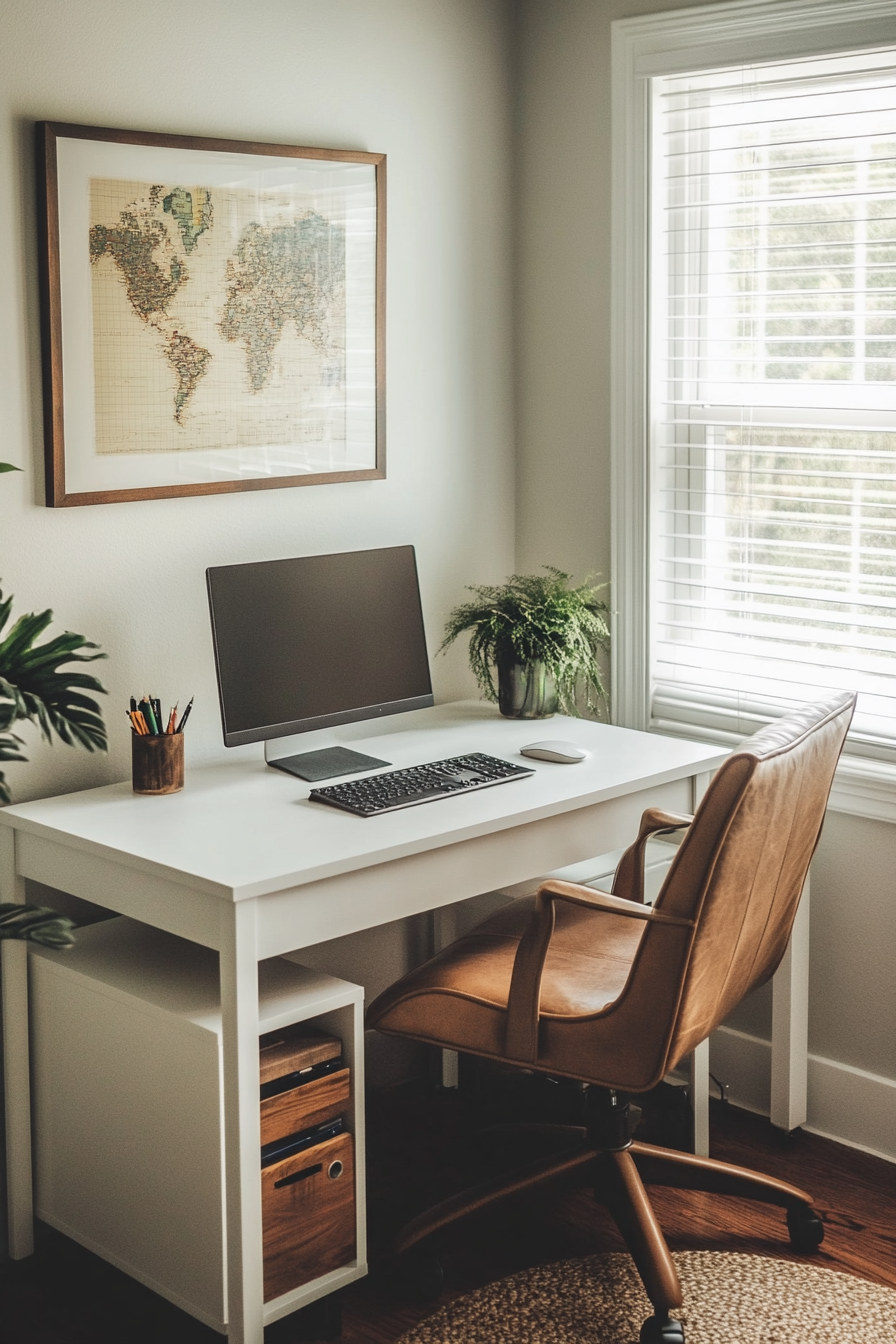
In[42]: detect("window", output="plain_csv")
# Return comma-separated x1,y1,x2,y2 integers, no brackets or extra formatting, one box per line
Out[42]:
612,0,896,811
654,49,896,753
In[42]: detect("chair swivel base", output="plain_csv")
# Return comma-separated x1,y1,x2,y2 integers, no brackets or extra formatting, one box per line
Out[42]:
393,1093,823,1344
640,1318,685,1344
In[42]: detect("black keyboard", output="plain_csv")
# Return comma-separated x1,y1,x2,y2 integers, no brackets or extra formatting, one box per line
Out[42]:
309,752,535,817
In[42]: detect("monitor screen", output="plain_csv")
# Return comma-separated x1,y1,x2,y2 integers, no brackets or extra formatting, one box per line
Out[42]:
207,546,434,750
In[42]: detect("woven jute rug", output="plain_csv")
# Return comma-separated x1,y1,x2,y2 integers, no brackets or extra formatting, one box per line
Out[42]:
394,1251,896,1344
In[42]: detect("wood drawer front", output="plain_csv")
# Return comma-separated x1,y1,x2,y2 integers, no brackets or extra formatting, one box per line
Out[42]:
260,1068,350,1147
262,1132,355,1302
259,1034,340,1087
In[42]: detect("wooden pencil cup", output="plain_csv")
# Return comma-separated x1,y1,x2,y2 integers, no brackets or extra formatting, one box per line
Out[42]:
132,733,184,795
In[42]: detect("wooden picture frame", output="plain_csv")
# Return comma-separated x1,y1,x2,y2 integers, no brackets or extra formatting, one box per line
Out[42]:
36,122,385,506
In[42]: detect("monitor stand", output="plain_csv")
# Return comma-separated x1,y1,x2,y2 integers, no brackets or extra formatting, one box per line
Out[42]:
267,745,391,783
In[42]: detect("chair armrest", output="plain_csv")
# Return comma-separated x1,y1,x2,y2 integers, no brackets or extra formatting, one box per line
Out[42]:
504,878,695,1064
611,808,694,905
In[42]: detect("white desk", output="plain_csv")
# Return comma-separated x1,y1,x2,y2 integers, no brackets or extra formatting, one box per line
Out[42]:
0,702,735,1343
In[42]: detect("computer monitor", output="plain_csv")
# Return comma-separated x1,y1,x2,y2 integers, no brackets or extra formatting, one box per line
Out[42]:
206,545,434,781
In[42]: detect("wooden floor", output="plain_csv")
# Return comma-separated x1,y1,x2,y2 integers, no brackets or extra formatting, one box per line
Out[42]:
1,1079,894,1344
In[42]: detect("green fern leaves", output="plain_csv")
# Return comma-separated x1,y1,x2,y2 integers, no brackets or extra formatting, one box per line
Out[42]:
0,586,108,805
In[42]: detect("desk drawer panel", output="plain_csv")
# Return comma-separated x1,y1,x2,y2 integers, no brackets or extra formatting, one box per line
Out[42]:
260,1068,350,1147
262,1132,355,1301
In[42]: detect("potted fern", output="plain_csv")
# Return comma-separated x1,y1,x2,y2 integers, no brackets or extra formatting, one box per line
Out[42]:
0,585,108,806
0,588,107,946
440,567,610,719
1,461,107,944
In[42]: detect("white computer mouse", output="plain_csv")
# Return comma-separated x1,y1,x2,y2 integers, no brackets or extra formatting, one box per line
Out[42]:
520,740,590,764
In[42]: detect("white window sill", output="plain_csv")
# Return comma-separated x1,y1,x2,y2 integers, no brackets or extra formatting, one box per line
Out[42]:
827,753,896,823
649,717,896,824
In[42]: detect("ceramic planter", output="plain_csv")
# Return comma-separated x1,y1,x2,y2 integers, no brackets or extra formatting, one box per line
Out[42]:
496,658,559,718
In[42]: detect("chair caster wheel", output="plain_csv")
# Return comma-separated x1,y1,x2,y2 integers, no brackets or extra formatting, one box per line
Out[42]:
787,1205,824,1252
397,1252,444,1304
640,1315,685,1343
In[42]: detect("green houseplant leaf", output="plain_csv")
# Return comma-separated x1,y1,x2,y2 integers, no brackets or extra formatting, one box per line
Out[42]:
0,585,108,805
0,903,75,947
0,694,28,800
440,567,610,716
0,475,89,944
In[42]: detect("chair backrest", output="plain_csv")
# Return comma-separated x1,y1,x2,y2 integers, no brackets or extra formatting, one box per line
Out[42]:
653,692,854,1066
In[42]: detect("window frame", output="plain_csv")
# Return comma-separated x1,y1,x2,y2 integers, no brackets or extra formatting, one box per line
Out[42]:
611,0,896,820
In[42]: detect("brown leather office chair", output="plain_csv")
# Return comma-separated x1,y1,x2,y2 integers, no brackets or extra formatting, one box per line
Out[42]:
368,692,856,1344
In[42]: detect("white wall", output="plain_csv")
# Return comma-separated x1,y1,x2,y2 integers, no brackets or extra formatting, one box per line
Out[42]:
0,0,515,804
514,0,614,584
515,0,896,1160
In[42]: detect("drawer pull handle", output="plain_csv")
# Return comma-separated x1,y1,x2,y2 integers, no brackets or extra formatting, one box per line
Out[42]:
274,1163,322,1189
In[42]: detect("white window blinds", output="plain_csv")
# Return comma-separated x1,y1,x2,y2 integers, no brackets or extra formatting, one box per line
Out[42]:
651,49,896,754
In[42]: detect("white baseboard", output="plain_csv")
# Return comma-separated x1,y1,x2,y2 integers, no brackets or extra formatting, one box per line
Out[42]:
710,1026,896,1164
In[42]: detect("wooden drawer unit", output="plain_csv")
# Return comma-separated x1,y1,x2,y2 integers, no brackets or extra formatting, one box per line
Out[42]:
260,1067,351,1147
29,918,367,1336
260,1031,340,1086
259,1028,350,1148
262,1132,355,1301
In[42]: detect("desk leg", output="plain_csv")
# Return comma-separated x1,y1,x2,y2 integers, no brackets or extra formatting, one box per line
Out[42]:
434,908,459,1089
691,771,712,813
688,772,712,1158
688,1039,710,1158
220,901,263,1344
771,877,810,1132
0,826,34,1260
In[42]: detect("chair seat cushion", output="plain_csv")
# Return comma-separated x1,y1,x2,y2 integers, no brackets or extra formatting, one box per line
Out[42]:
367,894,645,1060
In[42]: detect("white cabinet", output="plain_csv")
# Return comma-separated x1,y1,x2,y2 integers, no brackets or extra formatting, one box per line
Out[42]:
29,917,366,1335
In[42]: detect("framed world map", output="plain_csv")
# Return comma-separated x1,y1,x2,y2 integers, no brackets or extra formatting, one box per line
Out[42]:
37,123,385,506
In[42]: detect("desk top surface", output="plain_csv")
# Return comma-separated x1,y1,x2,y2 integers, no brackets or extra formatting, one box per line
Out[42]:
1,703,728,901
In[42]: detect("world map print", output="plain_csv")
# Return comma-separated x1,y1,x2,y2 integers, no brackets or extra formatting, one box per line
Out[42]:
88,178,347,456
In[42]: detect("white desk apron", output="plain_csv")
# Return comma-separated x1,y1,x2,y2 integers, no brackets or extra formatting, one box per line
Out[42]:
2,703,747,1343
